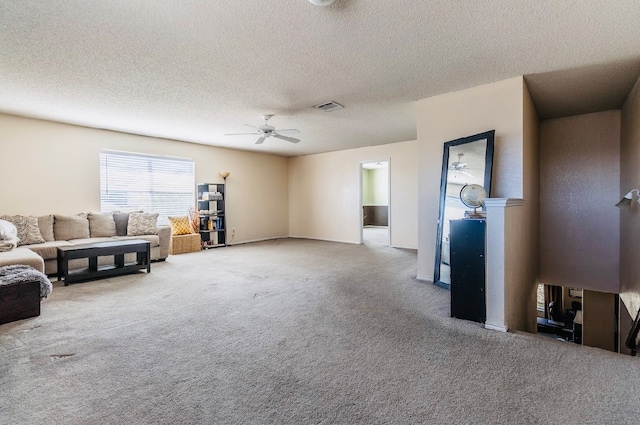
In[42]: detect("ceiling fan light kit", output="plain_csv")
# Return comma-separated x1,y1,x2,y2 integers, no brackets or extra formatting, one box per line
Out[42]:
616,189,640,210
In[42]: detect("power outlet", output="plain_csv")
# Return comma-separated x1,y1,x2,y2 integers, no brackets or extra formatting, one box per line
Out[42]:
231,228,236,237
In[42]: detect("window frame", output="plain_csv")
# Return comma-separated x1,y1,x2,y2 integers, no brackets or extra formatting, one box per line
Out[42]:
99,149,195,225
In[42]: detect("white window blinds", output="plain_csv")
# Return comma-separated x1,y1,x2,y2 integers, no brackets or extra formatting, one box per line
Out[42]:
100,150,195,225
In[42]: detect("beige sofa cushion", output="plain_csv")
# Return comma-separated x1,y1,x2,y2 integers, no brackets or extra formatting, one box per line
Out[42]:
68,237,119,245
38,214,55,242
88,213,117,237
0,215,45,246
54,214,90,241
24,240,73,261
112,234,160,247
0,247,44,273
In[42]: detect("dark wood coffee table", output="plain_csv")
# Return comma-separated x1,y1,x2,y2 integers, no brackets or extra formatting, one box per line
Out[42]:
57,239,151,285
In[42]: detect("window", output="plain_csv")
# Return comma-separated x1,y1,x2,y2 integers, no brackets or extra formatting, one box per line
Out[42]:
100,150,195,225
537,283,545,312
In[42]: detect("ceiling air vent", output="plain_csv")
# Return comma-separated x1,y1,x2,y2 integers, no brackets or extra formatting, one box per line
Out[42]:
313,101,344,112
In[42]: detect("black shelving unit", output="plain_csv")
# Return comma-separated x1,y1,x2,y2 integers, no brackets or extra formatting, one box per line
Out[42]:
450,218,486,323
196,183,226,248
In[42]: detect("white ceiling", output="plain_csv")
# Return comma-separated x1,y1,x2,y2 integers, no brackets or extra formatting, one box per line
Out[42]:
1,1,639,157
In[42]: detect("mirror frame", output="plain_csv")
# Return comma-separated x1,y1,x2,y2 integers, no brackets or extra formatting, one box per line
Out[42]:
433,130,495,289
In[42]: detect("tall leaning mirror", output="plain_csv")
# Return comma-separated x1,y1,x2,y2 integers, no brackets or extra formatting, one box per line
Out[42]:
434,130,495,288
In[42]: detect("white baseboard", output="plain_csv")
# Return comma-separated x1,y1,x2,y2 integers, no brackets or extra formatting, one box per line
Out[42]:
289,235,360,245
231,236,361,246
227,236,288,246
416,274,434,283
485,323,508,332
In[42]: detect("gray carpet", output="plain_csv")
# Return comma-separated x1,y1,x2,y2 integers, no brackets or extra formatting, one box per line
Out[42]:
363,227,388,247
1,238,638,424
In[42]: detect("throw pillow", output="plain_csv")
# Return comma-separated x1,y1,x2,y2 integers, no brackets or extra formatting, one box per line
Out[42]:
0,215,45,246
88,212,117,237
38,214,55,242
54,213,90,240
113,211,142,236
168,216,195,236
127,212,159,236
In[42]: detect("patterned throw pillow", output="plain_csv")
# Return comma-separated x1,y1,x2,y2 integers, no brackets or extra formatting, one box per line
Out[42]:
127,212,159,236
113,210,143,236
0,215,46,246
168,216,195,236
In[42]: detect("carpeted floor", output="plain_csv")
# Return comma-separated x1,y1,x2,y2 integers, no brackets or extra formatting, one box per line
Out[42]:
1,238,639,424
363,227,388,247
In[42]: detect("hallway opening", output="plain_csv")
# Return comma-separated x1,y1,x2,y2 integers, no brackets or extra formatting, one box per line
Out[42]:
361,160,389,246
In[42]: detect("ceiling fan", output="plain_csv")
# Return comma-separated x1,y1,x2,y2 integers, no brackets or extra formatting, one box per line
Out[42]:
449,153,473,177
225,115,301,144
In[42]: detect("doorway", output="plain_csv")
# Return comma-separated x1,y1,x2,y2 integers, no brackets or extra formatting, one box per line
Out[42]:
360,160,390,246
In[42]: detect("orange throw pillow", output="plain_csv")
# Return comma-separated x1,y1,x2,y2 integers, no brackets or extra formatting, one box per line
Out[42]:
168,216,195,236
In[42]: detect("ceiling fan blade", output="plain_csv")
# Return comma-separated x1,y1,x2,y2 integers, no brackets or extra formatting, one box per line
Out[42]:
272,133,300,143
255,136,266,144
244,124,259,130
225,132,260,136
275,128,301,135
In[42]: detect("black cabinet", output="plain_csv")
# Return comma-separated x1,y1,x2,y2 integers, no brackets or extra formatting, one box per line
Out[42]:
197,183,226,248
450,219,486,323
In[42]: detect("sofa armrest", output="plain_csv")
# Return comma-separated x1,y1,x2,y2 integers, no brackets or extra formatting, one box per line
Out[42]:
157,226,171,259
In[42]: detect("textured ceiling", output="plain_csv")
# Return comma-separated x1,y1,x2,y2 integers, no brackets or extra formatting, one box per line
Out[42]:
1,1,639,157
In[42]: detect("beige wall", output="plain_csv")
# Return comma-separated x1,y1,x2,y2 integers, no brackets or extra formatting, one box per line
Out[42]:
416,76,538,332
510,83,539,333
0,113,289,244
363,168,389,206
288,140,418,249
416,77,527,280
620,75,640,354
539,111,621,293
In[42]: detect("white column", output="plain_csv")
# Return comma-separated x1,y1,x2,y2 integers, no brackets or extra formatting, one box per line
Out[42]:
484,198,525,332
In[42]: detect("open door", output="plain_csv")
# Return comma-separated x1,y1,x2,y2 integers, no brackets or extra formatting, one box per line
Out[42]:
360,160,390,246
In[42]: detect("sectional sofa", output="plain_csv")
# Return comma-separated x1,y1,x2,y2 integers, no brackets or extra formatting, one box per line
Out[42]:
0,212,170,276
